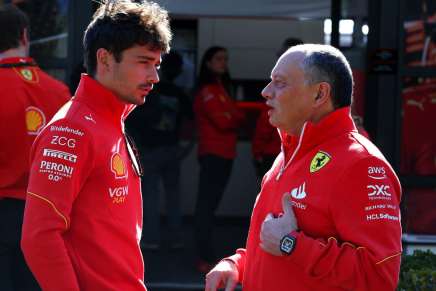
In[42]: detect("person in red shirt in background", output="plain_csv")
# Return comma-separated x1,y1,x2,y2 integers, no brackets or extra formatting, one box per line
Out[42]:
20,1,171,290
206,44,402,291
251,104,281,178
194,46,244,272
252,38,303,179
0,4,70,290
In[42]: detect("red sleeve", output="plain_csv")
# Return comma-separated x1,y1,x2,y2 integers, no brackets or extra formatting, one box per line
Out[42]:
252,109,274,160
286,157,402,290
21,120,94,291
199,87,242,131
225,248,247,283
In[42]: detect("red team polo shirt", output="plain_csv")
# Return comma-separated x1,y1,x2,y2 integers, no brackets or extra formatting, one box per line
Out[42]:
21,75,145,291
0,57,70,200
226,108,402,291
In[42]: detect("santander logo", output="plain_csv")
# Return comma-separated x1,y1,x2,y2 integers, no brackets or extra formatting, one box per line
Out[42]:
291,182,307,200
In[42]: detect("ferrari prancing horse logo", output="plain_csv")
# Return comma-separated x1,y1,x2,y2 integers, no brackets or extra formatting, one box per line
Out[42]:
310,151,331,173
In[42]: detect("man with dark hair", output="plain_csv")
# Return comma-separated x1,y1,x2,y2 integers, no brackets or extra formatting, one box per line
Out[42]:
20,1,171,290
126,50,193,250
0,4,70,290
206,44,402,290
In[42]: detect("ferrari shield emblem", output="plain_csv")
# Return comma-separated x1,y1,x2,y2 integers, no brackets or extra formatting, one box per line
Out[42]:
310,151,331,173
21,69,33,81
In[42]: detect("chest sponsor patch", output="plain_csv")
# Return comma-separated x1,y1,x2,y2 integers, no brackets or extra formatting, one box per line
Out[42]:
109,185,128,204
111,152,127,179
310,151,331,173
25,106,46,135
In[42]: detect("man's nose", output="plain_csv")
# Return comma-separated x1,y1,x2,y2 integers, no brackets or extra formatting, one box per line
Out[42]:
261,83,272,100
149,68,159,84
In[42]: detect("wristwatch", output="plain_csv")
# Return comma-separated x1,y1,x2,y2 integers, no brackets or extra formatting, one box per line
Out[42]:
279,234,297,255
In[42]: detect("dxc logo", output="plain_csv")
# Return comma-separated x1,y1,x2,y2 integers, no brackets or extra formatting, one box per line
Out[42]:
291,182,307,200
367,185,391,197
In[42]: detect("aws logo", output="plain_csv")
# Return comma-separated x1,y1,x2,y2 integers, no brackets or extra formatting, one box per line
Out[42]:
310,151,331,173
368,166,387,180
25,106,46,135
110,153,127,179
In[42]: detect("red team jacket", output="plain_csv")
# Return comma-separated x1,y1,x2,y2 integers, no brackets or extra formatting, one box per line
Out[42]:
194,83,243,159
0,57,70,200
21,75,145,291
226,107,402,290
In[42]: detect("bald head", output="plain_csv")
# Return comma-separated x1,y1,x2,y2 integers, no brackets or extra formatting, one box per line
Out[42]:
279,44,354,109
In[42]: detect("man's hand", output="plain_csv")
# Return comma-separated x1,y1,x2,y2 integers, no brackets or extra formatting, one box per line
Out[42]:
205,260,238,291
259,192,298,256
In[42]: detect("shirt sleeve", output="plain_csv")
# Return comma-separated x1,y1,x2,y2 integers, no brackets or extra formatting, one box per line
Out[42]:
199,87,242,132
21,120,94,291
225,248,247,283
286,157,402,290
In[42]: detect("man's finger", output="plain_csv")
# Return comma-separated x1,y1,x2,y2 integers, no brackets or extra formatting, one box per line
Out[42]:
281,192,294,217
224,277,237,291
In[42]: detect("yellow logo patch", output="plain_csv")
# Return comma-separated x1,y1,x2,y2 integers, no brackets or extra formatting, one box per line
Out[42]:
310,151,331,173
111,153,127,179
25,106,46,135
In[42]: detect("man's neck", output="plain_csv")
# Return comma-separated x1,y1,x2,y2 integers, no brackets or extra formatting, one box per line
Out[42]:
0,47,28,61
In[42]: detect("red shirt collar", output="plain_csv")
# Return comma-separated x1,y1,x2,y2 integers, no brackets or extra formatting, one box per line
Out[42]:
281,107,357,157
73,74,135,131
0,57,36,65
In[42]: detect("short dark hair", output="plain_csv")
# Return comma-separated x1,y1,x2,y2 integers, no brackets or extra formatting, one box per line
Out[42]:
293,44,353,109
0,4,29,53
83,0,172,77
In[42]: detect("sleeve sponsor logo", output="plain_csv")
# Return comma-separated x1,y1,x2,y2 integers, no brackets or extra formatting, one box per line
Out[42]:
367,184,392,200
366,213,399,221
50,125,84,136
25,106,46,135
110,153,127,179
43,148,77,163
51,135,76,148
39,160,74,179
310,151,331,173
368,166,387,180
109,186,128,204
365,204,397,211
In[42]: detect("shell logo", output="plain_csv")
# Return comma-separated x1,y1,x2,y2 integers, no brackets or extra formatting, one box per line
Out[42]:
25,106,46,135
111,153,127,179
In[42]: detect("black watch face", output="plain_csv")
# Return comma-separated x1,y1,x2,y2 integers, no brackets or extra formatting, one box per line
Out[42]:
281,236,295,254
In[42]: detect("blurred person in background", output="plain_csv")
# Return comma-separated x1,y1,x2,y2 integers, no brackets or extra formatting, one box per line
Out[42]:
193,46,244,273
0,4,70,290
126,50,194,250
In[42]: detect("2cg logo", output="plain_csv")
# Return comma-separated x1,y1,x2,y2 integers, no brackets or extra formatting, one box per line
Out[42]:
51,135,76,148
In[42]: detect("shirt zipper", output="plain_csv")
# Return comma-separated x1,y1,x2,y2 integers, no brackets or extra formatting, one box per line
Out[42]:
276,122,307,181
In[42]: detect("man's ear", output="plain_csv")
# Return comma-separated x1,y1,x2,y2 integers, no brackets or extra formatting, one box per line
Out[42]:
96,48,114,73
313,82,332,107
